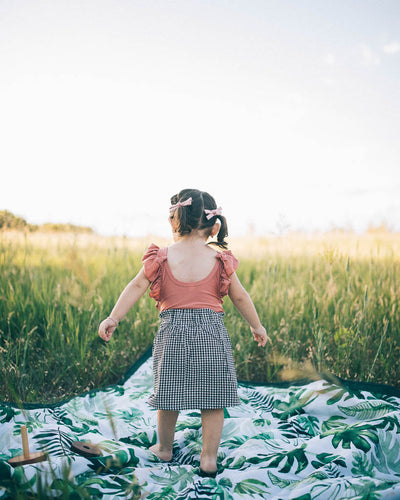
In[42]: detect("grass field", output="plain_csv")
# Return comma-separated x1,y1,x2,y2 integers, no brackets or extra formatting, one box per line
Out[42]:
1,229,399,404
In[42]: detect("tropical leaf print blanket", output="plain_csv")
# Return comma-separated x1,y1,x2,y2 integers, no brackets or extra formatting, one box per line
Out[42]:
1,348,400,499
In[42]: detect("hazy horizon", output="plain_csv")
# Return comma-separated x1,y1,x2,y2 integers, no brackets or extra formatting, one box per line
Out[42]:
2,206,399,239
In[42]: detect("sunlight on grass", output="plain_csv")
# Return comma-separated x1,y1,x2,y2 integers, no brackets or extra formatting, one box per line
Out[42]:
1,229,399,404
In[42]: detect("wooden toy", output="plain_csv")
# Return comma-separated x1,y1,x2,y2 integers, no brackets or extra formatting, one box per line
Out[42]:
8,425,47,467
71,441,102,457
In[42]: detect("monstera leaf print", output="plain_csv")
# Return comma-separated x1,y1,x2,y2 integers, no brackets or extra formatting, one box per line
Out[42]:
252,431,277,442
273,389,318,420
311,452,346,470
102,385,125,397
370,429,400,475
173,430,205,465
0,406,21,424
321,417,379,452
373,414,400,433
347,478,396,499
110,407,144,423
221,435,251,448
174,477,234,500
351,451,375,477
12,419,42,434
175,417,202,432
121,429,157,448
253,417,271,426
233,478,270,496
260,444,309,474
307,480,350,500
64,399,101,425
68,471,141,499
147,484,178,500
48,407,94,435
224,454,250,470
87,447,139,474
267,470,294,488
148,466,194,492
318,382,364,405
2,354,400,499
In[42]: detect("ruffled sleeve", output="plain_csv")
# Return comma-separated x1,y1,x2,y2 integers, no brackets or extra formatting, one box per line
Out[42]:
216,250,239,297
142,244,167,302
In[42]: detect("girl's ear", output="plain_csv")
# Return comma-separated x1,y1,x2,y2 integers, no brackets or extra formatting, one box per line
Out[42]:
210,220,221,238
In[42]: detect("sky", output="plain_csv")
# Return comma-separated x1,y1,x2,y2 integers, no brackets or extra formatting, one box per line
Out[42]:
1,0,399,237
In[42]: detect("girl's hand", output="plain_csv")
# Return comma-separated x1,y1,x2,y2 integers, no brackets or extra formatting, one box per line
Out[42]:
251,325,270,347
98,317,119,342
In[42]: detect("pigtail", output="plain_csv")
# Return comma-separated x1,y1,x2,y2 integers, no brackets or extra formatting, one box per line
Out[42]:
216,215,229,250
207,214,228,250
175,204,189,235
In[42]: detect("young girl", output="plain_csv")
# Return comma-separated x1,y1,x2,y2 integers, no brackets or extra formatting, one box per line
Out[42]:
98,188,268,477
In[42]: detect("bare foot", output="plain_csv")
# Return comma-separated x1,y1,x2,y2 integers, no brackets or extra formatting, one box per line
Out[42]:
200,452,217,474
149,444,173,462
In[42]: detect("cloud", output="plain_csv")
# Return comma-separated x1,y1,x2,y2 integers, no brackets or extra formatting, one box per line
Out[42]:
321,77,335,86
383,41,400,54
323,53,336,66
356,43,381,66
274,92,309,125
342,183,400,197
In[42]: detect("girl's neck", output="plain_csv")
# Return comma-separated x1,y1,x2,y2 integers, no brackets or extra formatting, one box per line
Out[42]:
173,230,208,246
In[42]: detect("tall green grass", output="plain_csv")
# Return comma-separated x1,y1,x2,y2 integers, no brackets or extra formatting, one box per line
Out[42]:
1,231,399,404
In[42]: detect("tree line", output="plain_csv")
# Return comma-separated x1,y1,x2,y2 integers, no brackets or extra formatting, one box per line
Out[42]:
0,210,94,233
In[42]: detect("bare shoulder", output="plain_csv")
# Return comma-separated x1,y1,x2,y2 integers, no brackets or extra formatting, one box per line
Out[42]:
205,245,219,257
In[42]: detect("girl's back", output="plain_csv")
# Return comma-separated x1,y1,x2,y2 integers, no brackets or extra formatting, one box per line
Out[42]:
166,240,218,283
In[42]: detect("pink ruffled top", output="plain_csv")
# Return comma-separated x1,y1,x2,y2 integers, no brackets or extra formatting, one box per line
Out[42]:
142,243,239,313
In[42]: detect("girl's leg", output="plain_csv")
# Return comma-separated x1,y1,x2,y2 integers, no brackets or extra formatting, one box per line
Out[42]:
150,410,179,461
200,408,224,473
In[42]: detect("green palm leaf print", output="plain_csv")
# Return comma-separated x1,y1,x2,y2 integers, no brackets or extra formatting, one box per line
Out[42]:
273,389,318,420
2,354,400,499
338,401,397,419
371,429,400,475
0,406,21,424
34,428,74,456
321,418,379,452
233,478,270,496
262,444,309,474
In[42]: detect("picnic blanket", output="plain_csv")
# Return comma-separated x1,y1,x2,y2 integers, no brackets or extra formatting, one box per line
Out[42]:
1,347,400,499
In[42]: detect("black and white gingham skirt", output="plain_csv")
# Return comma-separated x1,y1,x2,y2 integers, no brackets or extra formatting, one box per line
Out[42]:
148,308,241,410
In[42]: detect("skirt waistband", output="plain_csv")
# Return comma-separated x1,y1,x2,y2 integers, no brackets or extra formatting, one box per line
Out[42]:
159,308,224,323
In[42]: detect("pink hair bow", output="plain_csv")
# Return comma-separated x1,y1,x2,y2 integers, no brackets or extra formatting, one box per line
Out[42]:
204,207,222,220
169,197,192,213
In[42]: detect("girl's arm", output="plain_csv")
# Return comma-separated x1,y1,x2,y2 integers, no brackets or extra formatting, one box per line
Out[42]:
228,272,269,347
98,267,150,342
